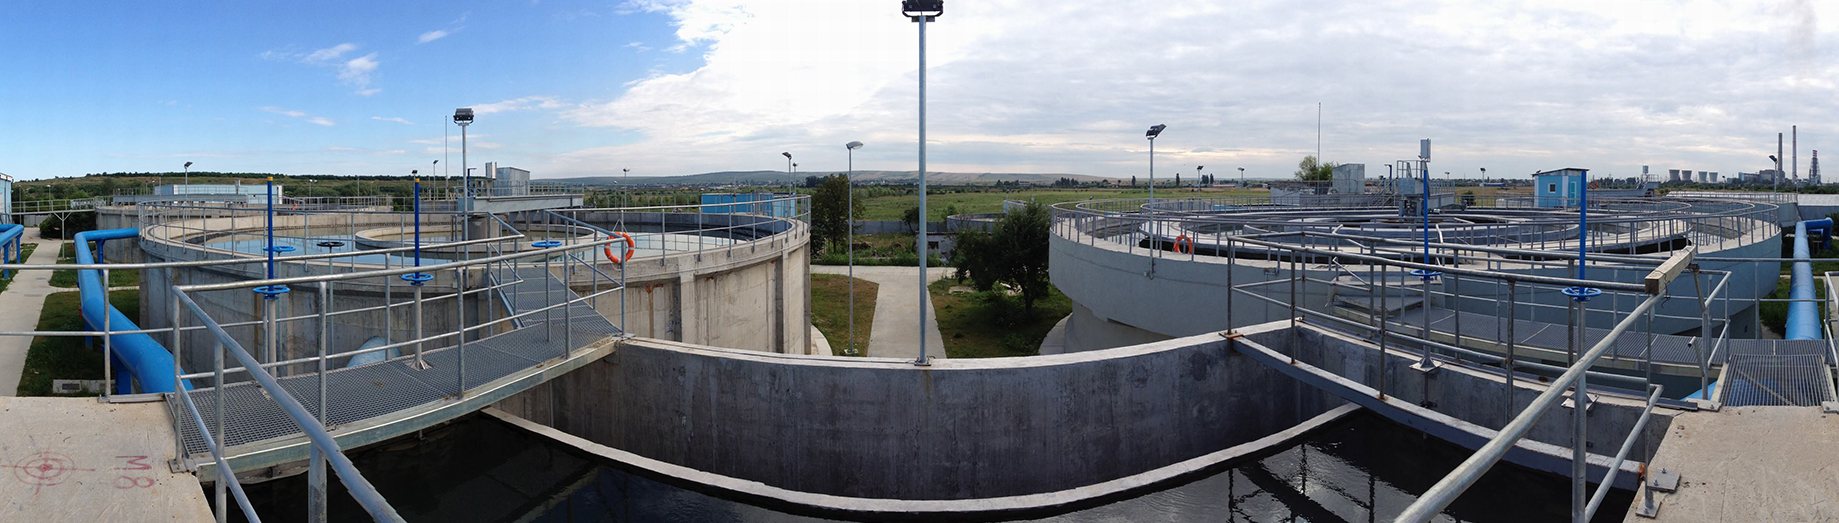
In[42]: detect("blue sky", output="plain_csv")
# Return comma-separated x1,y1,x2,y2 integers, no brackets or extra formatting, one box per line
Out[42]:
0,1,691,179
2,1,1836,181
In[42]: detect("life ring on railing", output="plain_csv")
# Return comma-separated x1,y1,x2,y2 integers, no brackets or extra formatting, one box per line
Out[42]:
1173,234,1193,254
602,232,635,264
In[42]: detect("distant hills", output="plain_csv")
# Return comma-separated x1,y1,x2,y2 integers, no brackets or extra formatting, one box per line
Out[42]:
552,170,1118,187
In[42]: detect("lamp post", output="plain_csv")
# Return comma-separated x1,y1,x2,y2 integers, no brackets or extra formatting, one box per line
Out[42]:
183,161,193,187
1146,124,1165,258
1238,167,1245,188
622,168,631,206
454,108,474,220
904,0,941,366
1196,165,1203,188
846,141,864,356
1772,155,1782,191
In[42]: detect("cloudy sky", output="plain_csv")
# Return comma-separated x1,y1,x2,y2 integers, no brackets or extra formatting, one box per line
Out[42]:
1,0,1833,181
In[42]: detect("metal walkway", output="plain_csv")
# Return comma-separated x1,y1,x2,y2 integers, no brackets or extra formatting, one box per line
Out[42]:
168,266,620,472
1381,305,1831,368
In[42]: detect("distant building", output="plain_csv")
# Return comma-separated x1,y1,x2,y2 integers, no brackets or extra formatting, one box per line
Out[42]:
153,182,282,204
0,172,12,224
1331,164,1365,194
701,192,795,217
1534,168,1589,208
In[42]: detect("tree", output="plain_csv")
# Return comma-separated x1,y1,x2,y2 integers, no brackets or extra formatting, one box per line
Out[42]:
805,175,823,188
1131,175,1137,187
1175,173,1181,187
901,205,921,232
953,201,1052,315
809,174,863,254
1294,155,1336,181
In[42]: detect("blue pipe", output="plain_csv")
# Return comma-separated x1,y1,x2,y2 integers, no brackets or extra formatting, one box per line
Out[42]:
1786,220,1823,341
74,228,192,393
0,224,24,279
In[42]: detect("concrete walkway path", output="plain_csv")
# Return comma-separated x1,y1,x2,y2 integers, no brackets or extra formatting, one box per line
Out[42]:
813,265,953,361
0,230,68,396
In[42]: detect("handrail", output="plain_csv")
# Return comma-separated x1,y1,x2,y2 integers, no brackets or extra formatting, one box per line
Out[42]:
175,289,405,522
0,234,518,271
1396,292,1663,521
174,236,627,292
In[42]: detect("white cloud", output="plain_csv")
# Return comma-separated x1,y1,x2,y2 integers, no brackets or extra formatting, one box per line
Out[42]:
304,43,359,63
307,117,336,127
532,0,1839,180
261,106,307,118
339,53,379,86
356,88,382,96
372,116,415,125
418,29,451,43
472,96,564,114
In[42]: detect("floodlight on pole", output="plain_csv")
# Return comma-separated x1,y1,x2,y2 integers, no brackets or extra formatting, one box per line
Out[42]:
183,161,193,186
1145,124,1165,260
1238,167,1245,187
454,108,475,222
906,0,941,366
845,140,865,356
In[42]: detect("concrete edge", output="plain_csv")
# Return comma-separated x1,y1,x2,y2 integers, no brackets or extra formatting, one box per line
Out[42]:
620,327,1236,371
483,403,1362,520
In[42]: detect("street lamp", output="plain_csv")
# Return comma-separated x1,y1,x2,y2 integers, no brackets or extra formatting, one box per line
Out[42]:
454,108,475,218
905,0,941,366
1238,166,1245,188
845,141,864,356
1771,155,1782,190
1196,165,1203,188
183,161,193,187
623,168,631,207
1145,124,1165,258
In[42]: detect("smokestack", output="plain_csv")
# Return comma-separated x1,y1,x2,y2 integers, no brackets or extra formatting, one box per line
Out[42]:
1780,133,1785,189
1793,125,1798,181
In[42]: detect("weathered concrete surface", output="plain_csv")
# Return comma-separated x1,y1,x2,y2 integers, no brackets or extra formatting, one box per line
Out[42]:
0,230,66,396
497,332,1333,500
1628,406,1839,522
0,397,211,521
811,265,950,360
487,404,1360,519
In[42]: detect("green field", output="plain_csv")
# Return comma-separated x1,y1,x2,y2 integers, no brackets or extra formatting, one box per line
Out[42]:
810,274,876,356
18,290,138,396
929,279,1072,358
854,187,1266,221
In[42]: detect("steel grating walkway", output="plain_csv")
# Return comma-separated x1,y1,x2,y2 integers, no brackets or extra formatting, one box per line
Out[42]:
168,266,620,462
1721,354,1835,406
1384,306,1832,367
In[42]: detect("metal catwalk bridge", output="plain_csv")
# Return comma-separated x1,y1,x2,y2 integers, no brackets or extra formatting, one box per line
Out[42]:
169,265,622,476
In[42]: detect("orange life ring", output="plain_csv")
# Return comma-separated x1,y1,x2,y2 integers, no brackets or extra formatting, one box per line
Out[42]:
602,232,635,264
1174,234,1193,254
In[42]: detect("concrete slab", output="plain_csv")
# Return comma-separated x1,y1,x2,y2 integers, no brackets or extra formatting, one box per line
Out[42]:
1628,406,1839,522
812,266,951,360
1038,314,1070,355
0,397,211,521
0,230,68,396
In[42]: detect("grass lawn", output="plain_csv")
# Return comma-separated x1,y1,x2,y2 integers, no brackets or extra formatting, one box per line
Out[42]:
810,274,877,356
929,279,1072,358
814,233,946,267
49,242,140,288
17,289,138,396
0,243,38,294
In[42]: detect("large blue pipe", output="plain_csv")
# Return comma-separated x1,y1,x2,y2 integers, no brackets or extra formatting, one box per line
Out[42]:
73,228,191,393
1785,220,1824,341
0,224,24,279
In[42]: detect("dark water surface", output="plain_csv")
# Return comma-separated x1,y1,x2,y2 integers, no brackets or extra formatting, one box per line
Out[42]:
230,412,1630,522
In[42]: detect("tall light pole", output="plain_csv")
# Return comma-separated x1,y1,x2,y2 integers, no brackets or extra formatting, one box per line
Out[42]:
783,152,793,180
1146,124,1165,259
454,108,474,219
432,160,440,199
846,141,864,356
1238,167,1245,188
1772,154,1782,191
183,161,193,187
622,168,631,206
905,0,941,366
1196,165,1203,188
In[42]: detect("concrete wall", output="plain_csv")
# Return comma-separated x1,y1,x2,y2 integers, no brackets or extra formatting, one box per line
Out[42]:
496,335,1332,500
496,321,1676,502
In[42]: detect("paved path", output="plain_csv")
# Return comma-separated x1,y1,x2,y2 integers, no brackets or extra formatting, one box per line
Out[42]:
0,397,213,520
0,231,66,396
813,265,952,361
